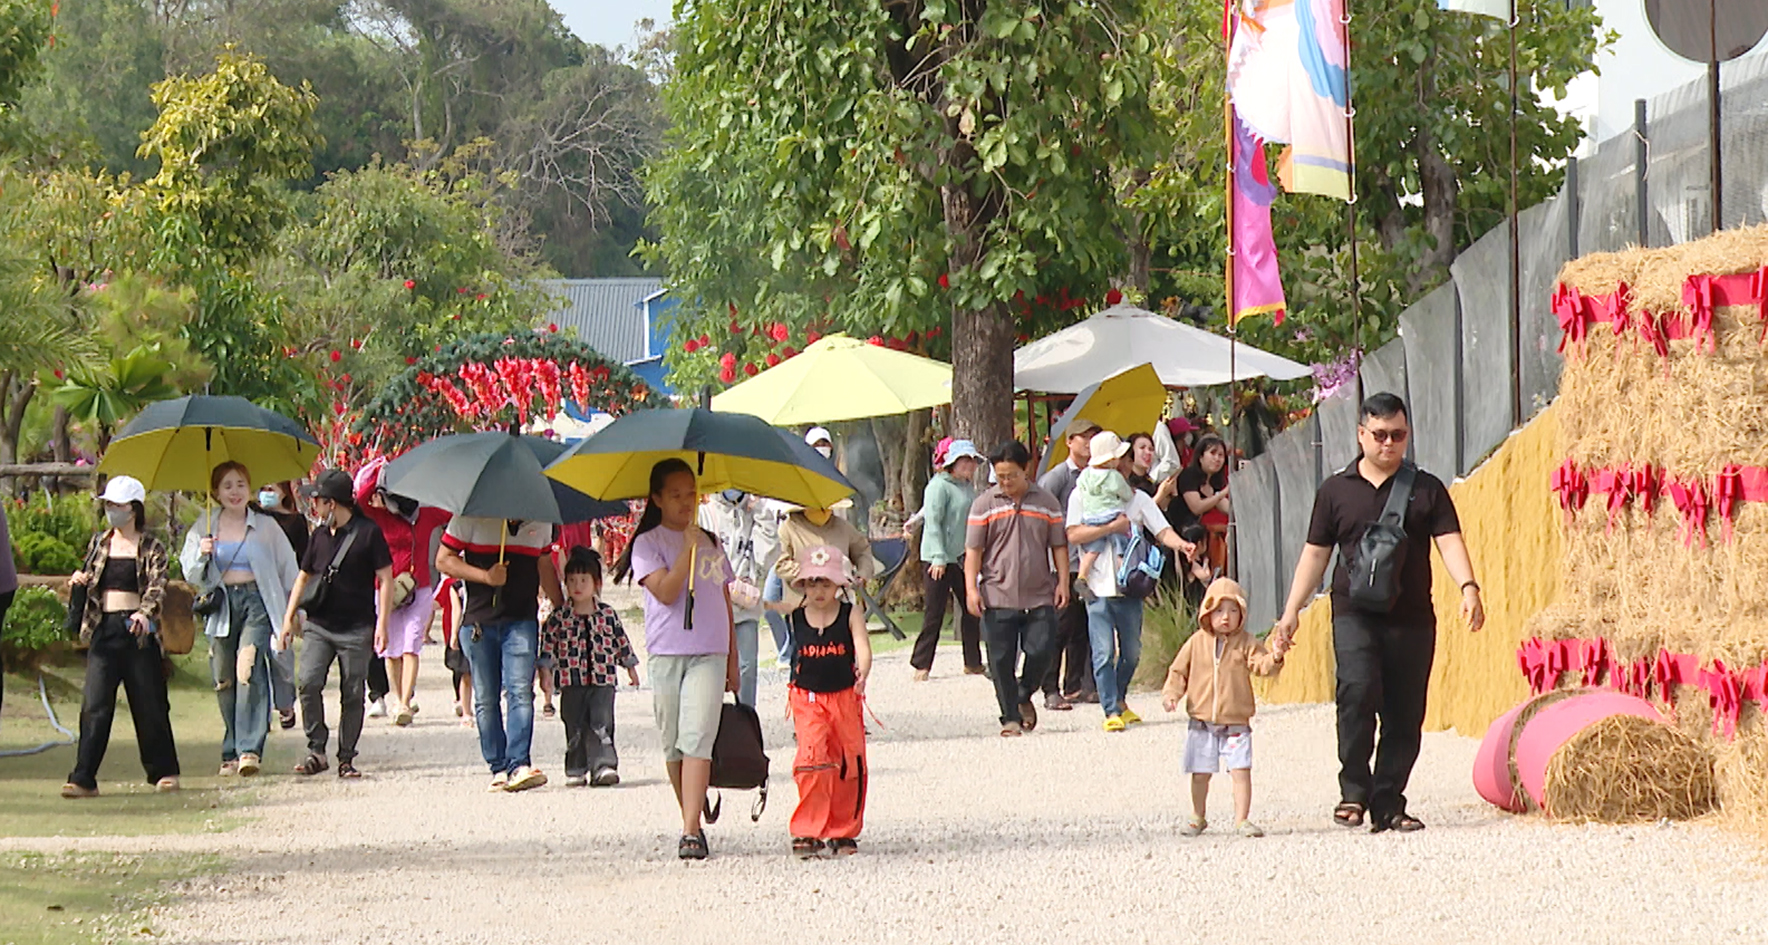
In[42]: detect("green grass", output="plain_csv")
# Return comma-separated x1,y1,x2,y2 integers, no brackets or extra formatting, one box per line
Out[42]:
0,851,220,945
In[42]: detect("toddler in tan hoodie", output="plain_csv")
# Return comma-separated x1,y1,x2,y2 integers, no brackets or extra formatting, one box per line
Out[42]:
1162,577,1283,837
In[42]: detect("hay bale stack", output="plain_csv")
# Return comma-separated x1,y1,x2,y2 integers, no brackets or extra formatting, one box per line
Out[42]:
1541,714,1718,823
1534,224,1768,666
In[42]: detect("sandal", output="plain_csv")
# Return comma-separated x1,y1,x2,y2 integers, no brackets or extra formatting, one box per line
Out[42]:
337,761,362,779
293,753,329,776
1372,811,1425,834
791,837,825,859
1332,802,1365,828
1000,722,1024,738
678,832,708,860
829,838,858,857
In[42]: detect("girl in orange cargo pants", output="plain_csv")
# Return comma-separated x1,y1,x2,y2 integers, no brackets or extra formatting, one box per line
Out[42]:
778,544,873,858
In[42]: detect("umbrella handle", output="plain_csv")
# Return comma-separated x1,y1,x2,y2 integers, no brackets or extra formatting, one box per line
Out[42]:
683,539,697,630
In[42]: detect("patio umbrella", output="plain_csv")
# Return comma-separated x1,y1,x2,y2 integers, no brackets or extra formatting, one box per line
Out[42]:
543,407,856,508
99,395,320,492
380,431,628,526
1013,302,1311,393
1040,363,1170,475
710,333,953,424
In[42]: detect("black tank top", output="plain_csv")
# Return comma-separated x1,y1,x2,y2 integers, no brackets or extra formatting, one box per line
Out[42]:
790,602,857,693
97,556,139,593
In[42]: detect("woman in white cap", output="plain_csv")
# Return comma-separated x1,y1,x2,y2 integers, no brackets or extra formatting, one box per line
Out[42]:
62,475,182,797
909,438,986,680
804,426,835,460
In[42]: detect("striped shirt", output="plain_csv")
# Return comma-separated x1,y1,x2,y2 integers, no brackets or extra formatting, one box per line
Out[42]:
965,483,1067,612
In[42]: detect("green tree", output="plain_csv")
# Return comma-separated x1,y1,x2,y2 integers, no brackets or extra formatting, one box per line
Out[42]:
0,0,51,145
646,0,1160,446
49,345,179,449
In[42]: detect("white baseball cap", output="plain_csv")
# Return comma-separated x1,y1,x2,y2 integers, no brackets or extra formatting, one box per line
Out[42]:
99,475,147,505
804,426,833,447
1087,431,1130,468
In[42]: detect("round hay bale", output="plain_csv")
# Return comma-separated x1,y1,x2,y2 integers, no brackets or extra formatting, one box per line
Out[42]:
1542,714,1719,823
1475,689,1576,813
1514,690,1661,810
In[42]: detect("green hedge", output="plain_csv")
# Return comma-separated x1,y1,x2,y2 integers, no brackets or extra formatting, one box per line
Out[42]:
1,587,68,669
8,494,95,576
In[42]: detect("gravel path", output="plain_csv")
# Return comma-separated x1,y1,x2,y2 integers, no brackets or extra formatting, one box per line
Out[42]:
9,634,1767,945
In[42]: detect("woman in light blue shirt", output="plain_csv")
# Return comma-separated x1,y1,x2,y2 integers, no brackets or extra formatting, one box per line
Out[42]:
179,461,301,777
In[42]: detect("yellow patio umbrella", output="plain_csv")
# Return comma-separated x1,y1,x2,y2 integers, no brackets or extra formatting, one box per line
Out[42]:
1039,362,1169,475
710,333,953,424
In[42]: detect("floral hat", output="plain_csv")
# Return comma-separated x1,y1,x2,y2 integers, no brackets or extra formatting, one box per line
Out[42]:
792,544,851,589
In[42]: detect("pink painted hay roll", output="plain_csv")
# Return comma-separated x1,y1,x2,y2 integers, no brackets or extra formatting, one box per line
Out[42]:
1473,691,1565,812
1512,690,1662,811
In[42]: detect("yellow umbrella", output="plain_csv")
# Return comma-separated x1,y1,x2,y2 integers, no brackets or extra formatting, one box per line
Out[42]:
710,333,953,424
1040,362,1168,474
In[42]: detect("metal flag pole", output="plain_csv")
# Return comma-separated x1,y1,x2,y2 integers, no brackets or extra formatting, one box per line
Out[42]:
1508,0,1523,427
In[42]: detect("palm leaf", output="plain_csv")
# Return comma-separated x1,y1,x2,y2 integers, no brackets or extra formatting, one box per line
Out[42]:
0,313,95,376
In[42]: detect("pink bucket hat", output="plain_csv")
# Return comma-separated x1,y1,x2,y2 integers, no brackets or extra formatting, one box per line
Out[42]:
792,544,851,588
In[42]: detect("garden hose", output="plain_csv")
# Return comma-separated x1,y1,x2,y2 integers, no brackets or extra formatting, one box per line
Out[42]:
0,672,77,758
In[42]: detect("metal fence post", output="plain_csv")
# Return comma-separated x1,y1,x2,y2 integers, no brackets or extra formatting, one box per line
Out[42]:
1635,98,1650,247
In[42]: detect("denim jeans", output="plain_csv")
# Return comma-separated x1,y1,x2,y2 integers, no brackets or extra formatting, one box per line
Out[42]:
211,584,274,761
464,619,539,774
763,571,791,664
734,618,759,707
1084,595,1144,717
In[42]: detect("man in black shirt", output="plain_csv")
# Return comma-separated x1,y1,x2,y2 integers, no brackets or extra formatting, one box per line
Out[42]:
280,469,395,779
1271,393,1485,833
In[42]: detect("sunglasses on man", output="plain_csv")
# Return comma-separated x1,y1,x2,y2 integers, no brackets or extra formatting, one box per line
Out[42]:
1360,427,1409,444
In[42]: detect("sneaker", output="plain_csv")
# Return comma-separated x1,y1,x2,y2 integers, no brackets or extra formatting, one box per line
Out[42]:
1102,715,1127,733
238,753,261,777
408,701,419,715
1120,708,1143,725
488,771,510,792
60,782,99,799
564,775,589,787
366,698,387,719
592,767,621,787
155,777,180,793
1181,816,1207,837
504,765,548,792
1236,820,1266,838
218,760,240,777
393,705,414,727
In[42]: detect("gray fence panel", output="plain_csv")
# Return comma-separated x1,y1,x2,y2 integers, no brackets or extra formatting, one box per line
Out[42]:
1646,79,1715,248
1518,190,1572,417
1578,132,1637,253
1721,53,1768,230
1317,387,1361,477
1359,339,1408,413
1451,226,1515,474
1232,453,1281,633
1270,418,1318,627
1399,284,1461,481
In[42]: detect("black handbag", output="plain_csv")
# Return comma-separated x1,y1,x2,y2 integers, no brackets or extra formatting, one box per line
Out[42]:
1344,462,1417,613
705,698,770,824
192,537,246,619
63,581,88,636
297,528,357,614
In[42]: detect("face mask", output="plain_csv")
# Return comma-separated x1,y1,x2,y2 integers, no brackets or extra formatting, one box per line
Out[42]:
804,508,832,526
258,490,280,509
105,506,133,529
815,445,832,459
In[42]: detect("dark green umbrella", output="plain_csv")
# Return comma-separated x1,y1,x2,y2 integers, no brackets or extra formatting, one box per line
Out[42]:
98,395,320,491
543,407,856,507
381,431,628,525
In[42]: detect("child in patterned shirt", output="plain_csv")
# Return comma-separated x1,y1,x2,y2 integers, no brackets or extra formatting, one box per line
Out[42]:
540,546,640,787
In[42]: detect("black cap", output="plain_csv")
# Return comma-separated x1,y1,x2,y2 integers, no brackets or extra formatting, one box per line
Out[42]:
298,469,355,504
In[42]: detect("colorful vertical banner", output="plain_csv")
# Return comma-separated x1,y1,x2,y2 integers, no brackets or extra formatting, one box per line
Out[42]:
1226,0,1353,201
1229,111,1287,326
1436,0,1509,19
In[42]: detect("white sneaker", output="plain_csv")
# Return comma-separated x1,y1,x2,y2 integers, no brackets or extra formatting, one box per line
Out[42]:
366,698,387,719
564,775,588,787
504,765,548,792
487,771,509,792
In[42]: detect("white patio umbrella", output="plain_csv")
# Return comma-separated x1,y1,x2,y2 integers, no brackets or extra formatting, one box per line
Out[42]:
1012,302,1311,393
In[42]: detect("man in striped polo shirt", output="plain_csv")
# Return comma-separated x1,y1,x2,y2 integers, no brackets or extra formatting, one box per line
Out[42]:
963,441,1070,737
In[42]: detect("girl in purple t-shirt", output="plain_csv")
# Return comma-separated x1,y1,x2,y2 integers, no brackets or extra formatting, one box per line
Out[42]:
612,458,738,861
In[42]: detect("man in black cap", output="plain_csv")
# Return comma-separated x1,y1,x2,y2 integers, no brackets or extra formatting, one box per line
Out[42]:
280,469,395,778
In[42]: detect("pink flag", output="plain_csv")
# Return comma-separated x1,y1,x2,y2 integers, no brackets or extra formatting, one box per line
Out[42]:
1229,111,1286,326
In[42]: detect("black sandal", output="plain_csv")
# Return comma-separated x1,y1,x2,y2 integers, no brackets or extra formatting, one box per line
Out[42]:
678,832,708,860
1332,802,1365,828
829,838,858,857
791,837,824,859
337,761,362,779
293,754,329,777
1372,811,1425,834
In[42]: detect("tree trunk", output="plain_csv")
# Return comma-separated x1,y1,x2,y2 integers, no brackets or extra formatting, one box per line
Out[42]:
1,373,34,467
900,407,930,507
869,414,904,512
950,302,1016,448
52,406,71,463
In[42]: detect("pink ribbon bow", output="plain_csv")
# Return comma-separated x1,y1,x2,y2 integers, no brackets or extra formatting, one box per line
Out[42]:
1681,276,1719,353
1701,660,1742,739
1553,283,1591,354
1753,265,1768,343
1550,460,1588,521
1668,477,1711,548
1580,637,1610,688
1627,464,1660,520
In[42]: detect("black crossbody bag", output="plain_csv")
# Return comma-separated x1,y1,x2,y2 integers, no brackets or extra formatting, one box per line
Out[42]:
298,528,358,614
1344,462,1416,614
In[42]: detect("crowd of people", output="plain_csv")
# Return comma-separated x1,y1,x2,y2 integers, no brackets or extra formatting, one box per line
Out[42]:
32,393,1486,856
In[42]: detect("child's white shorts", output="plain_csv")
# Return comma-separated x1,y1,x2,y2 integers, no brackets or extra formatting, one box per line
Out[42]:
1183,719,1253,773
